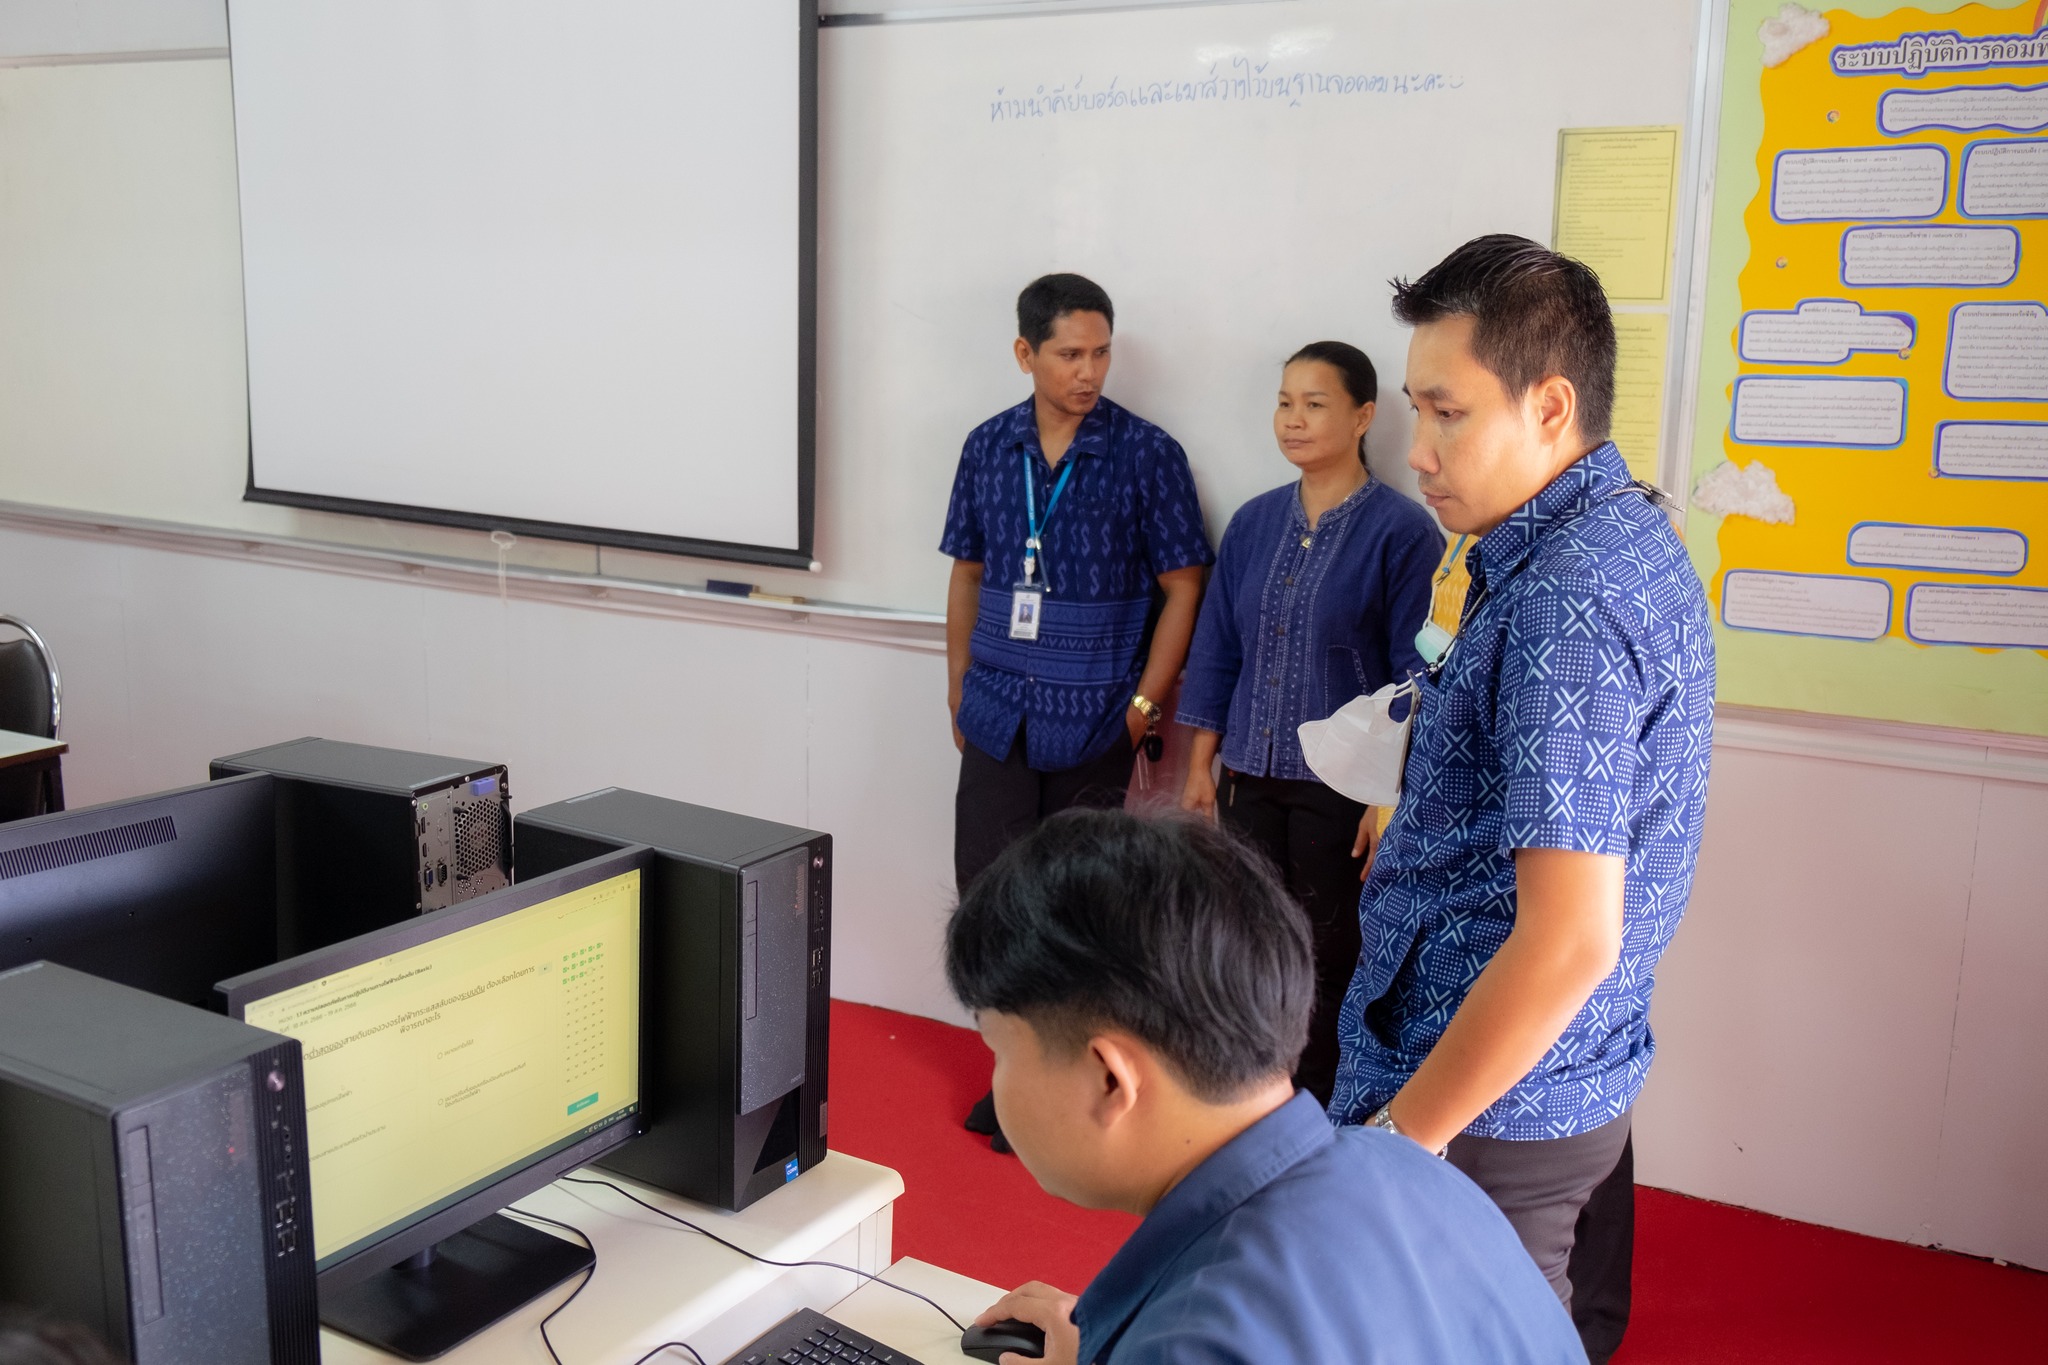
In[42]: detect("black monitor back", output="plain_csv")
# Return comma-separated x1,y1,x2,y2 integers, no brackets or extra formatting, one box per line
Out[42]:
0,774,277,1008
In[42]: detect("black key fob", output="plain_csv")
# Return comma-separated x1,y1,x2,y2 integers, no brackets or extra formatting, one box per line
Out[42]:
1142,732,1164,762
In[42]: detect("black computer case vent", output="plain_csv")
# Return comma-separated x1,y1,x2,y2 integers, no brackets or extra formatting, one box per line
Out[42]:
0,816,177,882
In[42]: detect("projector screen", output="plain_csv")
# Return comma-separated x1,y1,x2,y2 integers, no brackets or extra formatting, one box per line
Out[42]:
228,0,815,566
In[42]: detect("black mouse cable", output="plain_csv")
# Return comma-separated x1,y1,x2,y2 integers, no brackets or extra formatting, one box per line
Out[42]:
625,1341,710,1365
496,1207,609,1365
557,1174,972,1334
504,1205,714,1365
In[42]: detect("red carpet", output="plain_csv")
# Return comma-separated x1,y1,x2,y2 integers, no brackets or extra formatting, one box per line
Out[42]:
826,1000,1137,1295
828,1000,2048,1361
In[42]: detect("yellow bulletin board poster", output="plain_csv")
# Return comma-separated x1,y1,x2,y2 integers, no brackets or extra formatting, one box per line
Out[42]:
1555,128,1684,482
1689,1,2048,736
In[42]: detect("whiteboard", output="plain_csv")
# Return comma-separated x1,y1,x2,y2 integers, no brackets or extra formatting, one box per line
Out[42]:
810,0,1700,610
228,0,813,564
0,0,223,59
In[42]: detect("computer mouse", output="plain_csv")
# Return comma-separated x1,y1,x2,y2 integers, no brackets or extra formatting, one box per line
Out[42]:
960,1317,1046,1362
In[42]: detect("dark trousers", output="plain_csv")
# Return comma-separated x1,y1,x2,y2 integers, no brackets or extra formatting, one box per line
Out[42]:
1565,1132,1635,1365
1449,1112,1635,1365
1216,771,1366,1107
954,728,1136,894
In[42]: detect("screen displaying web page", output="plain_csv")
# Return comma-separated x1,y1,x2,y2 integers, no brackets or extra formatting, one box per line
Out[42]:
243,871,641,1264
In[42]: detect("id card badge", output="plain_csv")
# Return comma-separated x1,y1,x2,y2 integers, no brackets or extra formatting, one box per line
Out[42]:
1009,582,1044,640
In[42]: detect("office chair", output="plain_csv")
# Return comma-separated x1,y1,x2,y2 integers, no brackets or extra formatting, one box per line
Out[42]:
0,615,62,820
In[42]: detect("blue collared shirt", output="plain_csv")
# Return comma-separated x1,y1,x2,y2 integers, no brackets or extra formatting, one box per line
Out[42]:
940,396,1212,771
1329,443,1716,1140
1177,477,1444,779
1073,1091,1584,1364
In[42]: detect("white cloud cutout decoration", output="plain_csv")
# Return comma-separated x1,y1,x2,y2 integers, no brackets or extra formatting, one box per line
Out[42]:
1759,3,1829,68
1693,460,1796,526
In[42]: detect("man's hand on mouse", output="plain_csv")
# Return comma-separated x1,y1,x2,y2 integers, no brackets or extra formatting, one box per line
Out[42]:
977,1282,1078,1365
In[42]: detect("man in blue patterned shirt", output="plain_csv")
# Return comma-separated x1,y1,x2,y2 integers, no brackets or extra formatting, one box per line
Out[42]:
941,274,1212,1150
1328,236,1714,1363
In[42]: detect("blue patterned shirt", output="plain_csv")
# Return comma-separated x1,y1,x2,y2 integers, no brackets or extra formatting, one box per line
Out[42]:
1329,443,1716,1140
940,396,1212,771
1074,1092,1583,1365
1177,478,1444,780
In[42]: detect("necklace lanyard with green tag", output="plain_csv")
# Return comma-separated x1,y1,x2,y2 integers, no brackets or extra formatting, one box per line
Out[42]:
1415,534,1471,667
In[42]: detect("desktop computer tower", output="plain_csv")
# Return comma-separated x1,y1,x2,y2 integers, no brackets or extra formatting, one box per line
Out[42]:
211,737,511,956
514,789,829,1212
0,961,318,1365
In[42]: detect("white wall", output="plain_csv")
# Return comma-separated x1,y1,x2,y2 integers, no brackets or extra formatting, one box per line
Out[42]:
1636,732,2048,1269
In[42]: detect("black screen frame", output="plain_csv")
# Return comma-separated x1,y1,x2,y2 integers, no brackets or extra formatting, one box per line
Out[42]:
217,844,655,1288
230,1,820,572
0,772,278,1009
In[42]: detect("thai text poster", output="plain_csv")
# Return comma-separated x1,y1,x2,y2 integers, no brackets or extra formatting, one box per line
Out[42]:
1690,1,2048,734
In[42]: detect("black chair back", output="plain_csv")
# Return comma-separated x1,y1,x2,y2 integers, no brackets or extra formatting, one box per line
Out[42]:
0,640,55,739
0,623,60,822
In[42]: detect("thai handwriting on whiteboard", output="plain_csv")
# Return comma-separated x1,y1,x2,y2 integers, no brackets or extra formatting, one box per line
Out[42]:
989,59,1462,122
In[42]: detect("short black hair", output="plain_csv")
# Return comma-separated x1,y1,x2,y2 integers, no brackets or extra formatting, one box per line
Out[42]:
1286,340,1379,465
945,809,1313,1103
1390,234,1615,443
1017,273,1115,350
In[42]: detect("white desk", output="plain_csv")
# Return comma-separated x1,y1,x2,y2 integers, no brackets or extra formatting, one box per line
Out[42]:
0,729,63,766
829,1258,1007,1365
322,1153,906,1365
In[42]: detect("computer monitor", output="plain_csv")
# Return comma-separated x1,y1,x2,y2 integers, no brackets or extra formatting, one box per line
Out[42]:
218,845,651,1361
0,772,278,1007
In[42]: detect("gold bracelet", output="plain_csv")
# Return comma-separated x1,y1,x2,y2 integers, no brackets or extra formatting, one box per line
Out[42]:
1130,694,1163,724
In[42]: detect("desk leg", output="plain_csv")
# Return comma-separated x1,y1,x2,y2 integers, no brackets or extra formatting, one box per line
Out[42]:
38,756,63,814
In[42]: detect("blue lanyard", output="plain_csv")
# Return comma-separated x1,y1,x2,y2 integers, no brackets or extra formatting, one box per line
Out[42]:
1022,453,1075,584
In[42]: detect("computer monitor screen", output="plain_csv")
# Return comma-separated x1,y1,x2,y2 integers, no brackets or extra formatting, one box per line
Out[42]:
224,852,645,1271
0,773,276,1007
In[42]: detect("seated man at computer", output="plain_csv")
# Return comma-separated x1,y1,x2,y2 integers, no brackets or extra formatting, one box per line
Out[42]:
947,810,1584,1365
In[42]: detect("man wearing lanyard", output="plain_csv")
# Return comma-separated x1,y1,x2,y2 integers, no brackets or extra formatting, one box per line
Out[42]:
940,273,1211,1150
1327,235,1714,1365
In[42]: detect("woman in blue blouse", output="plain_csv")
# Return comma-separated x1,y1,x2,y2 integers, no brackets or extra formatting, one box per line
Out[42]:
1178,340,1444,1104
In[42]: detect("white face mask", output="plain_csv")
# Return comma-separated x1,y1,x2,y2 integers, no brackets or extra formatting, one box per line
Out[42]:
1297,678,1419,807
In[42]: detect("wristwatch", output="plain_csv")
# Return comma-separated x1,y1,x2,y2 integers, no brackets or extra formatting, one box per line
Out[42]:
1369,1102,1448,1158
1129,693,1163,724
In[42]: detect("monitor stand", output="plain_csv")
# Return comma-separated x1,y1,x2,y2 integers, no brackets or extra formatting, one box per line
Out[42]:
320,1213,593,1361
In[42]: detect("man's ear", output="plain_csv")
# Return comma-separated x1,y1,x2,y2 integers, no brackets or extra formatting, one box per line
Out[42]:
1084,1033,1145,1130
1530,374,1579,448
1014,337,1036,373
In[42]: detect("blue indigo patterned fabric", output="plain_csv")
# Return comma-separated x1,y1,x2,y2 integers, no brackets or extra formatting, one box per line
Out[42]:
1328,442,1716,1141
940,396,1212,771
1177,477,1443,780
1073,1091,1584,1365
